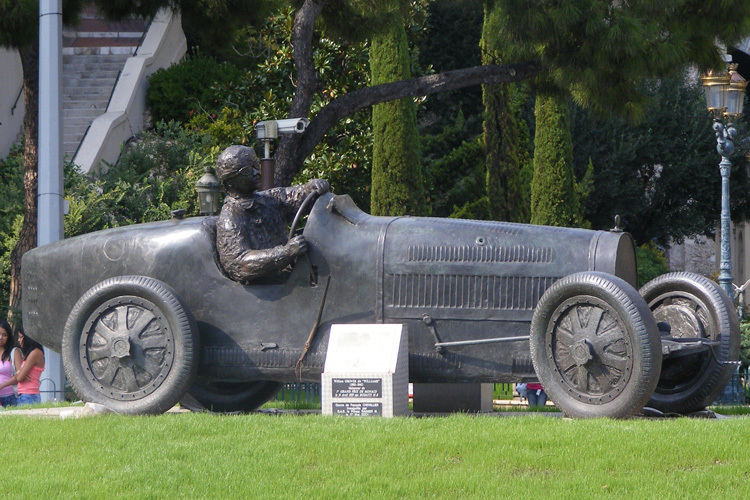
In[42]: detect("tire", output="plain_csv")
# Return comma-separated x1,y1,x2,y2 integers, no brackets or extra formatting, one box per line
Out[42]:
530,272,661,418
182,380,282,413
639,272,740,413
62,276,199,415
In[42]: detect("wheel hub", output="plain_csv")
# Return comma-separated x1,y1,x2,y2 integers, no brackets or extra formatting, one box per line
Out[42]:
111,336,131,359
570,339,594,366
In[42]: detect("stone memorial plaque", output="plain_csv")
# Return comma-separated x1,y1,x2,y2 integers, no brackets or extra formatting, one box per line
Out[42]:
332,378,382,398
333,402,383,417
322,324,408,417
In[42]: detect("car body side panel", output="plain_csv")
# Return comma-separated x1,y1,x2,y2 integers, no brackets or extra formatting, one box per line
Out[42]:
21,193,637,385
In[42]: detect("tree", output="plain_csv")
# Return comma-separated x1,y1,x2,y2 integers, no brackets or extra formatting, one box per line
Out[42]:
94,0,750,191
570,75,750,246
530,93,583,227
480,1,530,223
369,7,426,216
0,0,84,321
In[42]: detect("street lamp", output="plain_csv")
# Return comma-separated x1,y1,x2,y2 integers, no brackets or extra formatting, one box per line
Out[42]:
701,63,748,297
195,165,222,215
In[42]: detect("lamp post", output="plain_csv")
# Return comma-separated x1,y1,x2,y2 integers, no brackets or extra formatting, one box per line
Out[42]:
196,165,222,215
702,63,748,297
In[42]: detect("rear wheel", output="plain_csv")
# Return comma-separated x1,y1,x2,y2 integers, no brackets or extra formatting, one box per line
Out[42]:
182,380,282,413
62,276,199,415
640,272,740,413
530,272,661,418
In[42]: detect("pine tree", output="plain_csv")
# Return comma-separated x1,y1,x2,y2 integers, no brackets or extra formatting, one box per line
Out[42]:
369,10,426,216
530,93,583,227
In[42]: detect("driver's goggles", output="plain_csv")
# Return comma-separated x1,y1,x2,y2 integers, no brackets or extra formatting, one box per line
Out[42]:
223,162,259,180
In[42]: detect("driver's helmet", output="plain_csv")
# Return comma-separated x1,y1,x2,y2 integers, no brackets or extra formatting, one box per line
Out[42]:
215,145,259,182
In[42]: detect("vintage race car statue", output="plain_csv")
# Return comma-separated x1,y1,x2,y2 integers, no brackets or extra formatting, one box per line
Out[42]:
22,192,739,418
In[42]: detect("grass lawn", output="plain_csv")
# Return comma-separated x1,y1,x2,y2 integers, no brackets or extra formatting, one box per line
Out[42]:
2,410,749,499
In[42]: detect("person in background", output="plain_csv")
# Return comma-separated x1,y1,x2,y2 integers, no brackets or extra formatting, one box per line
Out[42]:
0,326,45,406
0,321,22,407
526,381,547,407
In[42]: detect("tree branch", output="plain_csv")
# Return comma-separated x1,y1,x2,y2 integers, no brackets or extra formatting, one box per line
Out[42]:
276,61,544,184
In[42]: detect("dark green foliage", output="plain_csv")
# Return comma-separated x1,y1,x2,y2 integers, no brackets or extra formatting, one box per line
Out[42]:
93,0,278,55
636,244,670,289
168,8,374,208
0,0,84,48
95,122,215,224
530,93,583,227
0,142,24,310
370,11,426,216
740,321,750,368
417,0,483,136
570,75,750,246
147,54,245,124
423,131,485,218
482,80,530,223
481,1,530,223
493,0,750,118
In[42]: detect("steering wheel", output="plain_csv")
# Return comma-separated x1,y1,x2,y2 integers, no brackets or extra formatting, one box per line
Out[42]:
288,191,320,240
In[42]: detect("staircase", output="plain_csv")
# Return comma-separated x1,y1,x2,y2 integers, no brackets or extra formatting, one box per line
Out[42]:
62,7,147,161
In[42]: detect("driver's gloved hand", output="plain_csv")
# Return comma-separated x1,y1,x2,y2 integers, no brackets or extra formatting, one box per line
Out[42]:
308,179,330,196
287,235,308,256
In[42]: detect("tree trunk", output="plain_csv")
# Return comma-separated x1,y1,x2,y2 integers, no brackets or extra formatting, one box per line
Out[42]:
275,0,324,188
8,43,40,324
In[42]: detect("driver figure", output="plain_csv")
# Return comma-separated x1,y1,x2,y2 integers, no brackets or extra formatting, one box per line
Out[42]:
214,145,329,283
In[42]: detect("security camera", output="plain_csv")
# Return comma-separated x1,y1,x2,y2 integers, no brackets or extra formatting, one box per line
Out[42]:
257,118,310,140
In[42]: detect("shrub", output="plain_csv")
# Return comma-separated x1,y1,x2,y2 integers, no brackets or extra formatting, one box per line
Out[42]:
636,243,670,288
147,54,245,124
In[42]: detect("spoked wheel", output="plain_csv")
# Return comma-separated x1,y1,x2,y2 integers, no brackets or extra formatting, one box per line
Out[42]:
62,276,199,415
182,380,282,413
640,272,740,414
530,272,661,418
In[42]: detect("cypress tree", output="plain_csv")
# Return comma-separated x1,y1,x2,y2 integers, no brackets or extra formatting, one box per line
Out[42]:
369,11,426,216
480,1,530,223
530,93,583,227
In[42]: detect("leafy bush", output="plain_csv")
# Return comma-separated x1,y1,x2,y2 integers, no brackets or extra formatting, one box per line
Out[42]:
147,53,245,124
95,121,218,223
740,320,750,367
0,142,25,311
636,243,670,288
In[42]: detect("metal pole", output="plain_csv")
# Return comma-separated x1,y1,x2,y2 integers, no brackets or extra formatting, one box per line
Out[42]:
714,120,735,298
38,0,66,402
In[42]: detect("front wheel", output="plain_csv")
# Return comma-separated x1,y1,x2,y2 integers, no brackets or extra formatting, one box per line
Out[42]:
640,272,740,413
530,272,661,418
62,276,199,415
182,380,282,413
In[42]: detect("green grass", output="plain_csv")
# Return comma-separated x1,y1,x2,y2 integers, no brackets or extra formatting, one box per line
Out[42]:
709,405,750,415
2,412,749,498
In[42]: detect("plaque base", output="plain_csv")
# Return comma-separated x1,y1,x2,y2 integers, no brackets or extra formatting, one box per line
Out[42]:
412,383,494,413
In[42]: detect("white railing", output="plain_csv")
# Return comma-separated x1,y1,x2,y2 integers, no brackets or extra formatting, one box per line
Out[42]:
73,8,187,173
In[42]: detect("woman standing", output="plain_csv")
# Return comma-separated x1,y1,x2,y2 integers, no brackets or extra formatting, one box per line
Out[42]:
0,321,22,407
0,326,45,406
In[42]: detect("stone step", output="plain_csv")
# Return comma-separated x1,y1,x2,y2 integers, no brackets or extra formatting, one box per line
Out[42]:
63,54,130,65
67,17,146,36
64,108,102,119
63,78,119,88
63,99,110,110
63,45,138,56
64,88,113,99
60,6,146,160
